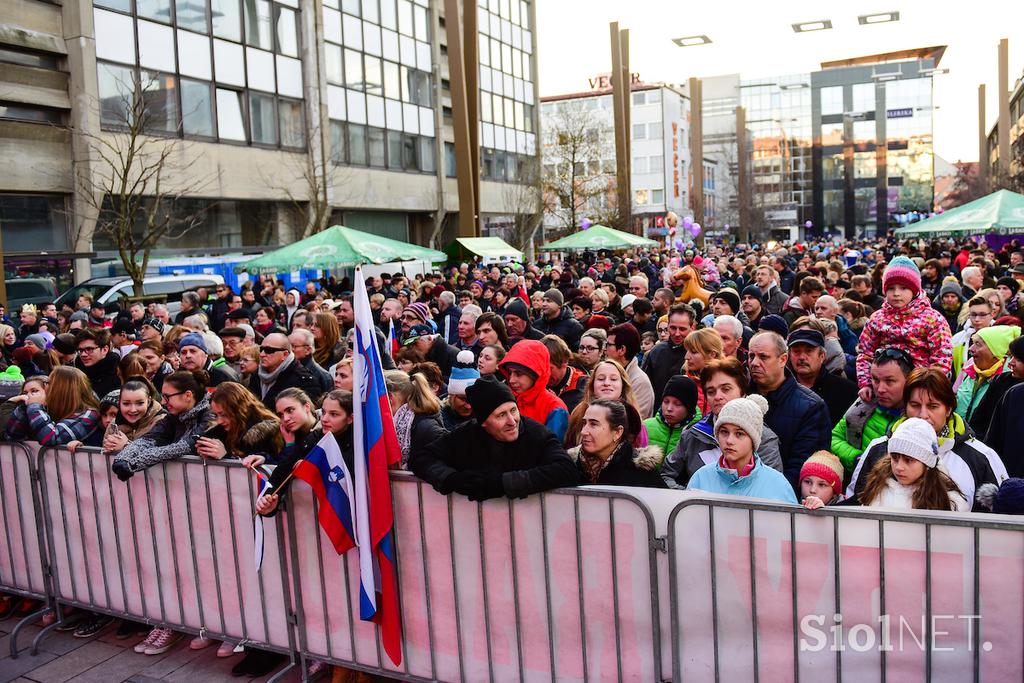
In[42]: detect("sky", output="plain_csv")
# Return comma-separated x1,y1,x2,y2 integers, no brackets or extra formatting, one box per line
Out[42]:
534,0,1024,164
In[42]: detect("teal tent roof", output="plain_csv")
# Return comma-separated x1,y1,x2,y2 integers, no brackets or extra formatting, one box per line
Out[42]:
894,190,1024,238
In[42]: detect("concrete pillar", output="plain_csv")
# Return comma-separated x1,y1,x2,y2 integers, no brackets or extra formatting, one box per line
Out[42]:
997,38,1011,178
978,84,988,189
63,0,101,283
688,77,704,232
300,0,330,236
443,0,479,237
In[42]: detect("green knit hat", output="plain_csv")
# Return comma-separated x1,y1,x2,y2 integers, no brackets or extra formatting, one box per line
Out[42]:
977,325,1022,360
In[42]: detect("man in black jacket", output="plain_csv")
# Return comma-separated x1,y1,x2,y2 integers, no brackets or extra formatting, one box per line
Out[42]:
409,378,580,500
749,331,832,487
248,333,323,408
74,328,121,399
787,329,857,425
503,298,544,347
533,289,583,351
641,303,695,405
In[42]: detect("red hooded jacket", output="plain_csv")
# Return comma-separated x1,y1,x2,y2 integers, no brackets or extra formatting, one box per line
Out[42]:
498,340,569,441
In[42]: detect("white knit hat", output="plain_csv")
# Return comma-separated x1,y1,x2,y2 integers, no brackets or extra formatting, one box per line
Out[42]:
888,417,939,468
715,395,769,450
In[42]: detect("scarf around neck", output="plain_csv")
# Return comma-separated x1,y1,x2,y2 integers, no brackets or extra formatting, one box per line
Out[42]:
258,352,294,398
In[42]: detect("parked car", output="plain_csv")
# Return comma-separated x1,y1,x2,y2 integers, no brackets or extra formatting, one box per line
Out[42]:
54,274,224,318
4,277,58,312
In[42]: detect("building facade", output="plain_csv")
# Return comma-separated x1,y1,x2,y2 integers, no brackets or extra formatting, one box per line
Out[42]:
0,0,540,287
539,83,694,240
986,74,1024,184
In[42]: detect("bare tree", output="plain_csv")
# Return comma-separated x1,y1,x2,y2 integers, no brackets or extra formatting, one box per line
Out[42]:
75,72,211,296
501,157,545,258
944,161,987,208
541,100,615,236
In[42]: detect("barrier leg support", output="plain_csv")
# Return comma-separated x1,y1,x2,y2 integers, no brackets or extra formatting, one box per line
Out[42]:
28,610,63,656
9,605,51,658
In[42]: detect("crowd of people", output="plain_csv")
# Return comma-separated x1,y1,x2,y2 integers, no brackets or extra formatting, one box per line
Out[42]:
3,235,1024,677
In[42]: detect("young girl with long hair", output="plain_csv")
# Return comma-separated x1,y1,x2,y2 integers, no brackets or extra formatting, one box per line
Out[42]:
5,367,100,446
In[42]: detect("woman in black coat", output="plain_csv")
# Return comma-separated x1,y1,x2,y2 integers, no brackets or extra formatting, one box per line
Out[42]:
568,398,666,488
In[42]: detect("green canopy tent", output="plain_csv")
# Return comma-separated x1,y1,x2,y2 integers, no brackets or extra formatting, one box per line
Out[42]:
893,189,1024,238
234,225,447,274
538,225,659,252
445,236,523,263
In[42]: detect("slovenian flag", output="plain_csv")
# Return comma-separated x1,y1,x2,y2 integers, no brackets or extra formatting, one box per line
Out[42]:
387,317,399,357
352,266,404,666
293,432,357,555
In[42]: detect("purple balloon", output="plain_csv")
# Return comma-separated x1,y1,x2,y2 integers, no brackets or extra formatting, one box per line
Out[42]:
674,238,684,250
581,218,592,230
683,215,694,227
691,223,702,237
805,220,813,229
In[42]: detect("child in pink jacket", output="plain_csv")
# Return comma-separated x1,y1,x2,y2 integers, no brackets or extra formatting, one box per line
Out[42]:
856,256,952,400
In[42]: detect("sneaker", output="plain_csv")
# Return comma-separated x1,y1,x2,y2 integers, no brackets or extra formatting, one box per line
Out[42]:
0,595,15,619
134,628,162,653
73,614,113,638
216,640,238,658
56,611,86,632
189,634,217,650
116,620,149,639
144,628,181,655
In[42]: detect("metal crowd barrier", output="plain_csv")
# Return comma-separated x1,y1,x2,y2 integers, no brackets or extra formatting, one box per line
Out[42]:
6,438,1024,683
33,445,298,679
283,471,664,682
667,495,1024,683
0,441,52,656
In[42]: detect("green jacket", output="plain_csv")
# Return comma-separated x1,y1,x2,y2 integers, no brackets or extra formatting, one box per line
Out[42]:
644,407,701,467
831,401,902,473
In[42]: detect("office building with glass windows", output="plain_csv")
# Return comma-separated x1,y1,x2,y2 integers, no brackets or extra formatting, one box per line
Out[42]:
0,0,540,285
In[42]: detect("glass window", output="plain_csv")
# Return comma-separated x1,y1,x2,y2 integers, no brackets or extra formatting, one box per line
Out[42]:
648,122,661,139
0,195,69,253
383,60,400,99
249,91,277,143
175,0,209,32
348,123,367,164
345,49,363,89
140,71,179,133
632,123,646,140
342,0,360,15
480,92,492,122
853,82,874,113
98,62,136,128
94,0,132,11
413,4,428,41
216,88,246,140
279,97,304,147
387,130,403,168
275,6,298,56
401,132,417,170
820,85,843,116
329,119,347,163
419,136,435,172
212,0,242,40
95,9,137,65
244,0,273,50
651,189,664,204
364,56,383,95
367,127,385,166
181,78,215,136
632,92,645,106
380,0,397,28
137,0,173,23
0,103,63,124
444,141,455,177
397,0,413,36
362,0,379,23
326,44,343,84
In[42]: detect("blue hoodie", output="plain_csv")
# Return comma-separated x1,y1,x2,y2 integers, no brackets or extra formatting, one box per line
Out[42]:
687,454,798,504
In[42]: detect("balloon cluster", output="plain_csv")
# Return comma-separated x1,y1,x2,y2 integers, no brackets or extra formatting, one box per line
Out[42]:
581,218,592,230
682,215,701,238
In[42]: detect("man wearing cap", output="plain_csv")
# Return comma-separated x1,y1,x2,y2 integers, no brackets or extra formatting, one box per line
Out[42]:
441,350,479,431
88,302,109,329
788,329,857,425
503,298,544,347
73,328,121,398
404,323,459,379
740,285,767,330
178,332,241,388
408,377,580,501
225,308,253,329
247,332,322,408
400,302,432,337
139,317,164,342
219,326,250,374
831,348,912,474
52,333,78,365
533,289,583,352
